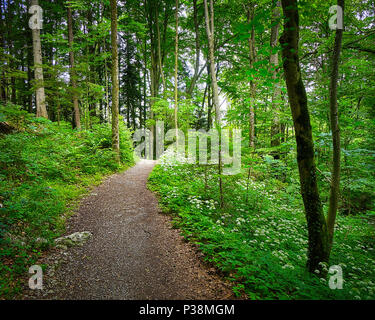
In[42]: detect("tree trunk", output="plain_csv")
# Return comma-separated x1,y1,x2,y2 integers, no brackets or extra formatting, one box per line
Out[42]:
156,6,166,96
204,0,220,123
186,0,201,97
110,0,120,160
270,1,281,158
146,0,162,159
204,0,223,208
247,5,256,149
142,36,147,128
327,0,344,252
67,5,80,129
104,39,110,123
0,0,5,102
280,0,329,272
30,0,47,118
174,0,179,144
207,65,212,131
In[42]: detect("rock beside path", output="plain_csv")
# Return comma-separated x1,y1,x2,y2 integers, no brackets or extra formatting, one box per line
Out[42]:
55,231,92,249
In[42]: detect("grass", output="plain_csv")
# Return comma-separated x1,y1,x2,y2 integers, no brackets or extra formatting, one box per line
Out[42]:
0,110,134,299
148,151,375,300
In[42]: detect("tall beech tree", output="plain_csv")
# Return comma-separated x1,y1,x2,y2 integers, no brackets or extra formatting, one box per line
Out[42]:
280,0,329,272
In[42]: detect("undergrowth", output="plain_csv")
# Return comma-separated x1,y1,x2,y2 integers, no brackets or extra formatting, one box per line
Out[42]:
0,105,134,298
148,151,375,300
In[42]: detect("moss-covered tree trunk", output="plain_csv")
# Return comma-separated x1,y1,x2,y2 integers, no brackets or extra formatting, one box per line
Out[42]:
280,0,329,272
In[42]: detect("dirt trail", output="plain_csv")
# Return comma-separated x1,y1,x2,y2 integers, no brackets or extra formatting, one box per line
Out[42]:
24,160,233,300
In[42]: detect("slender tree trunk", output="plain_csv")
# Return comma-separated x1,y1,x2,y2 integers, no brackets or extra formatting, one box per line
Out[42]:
104,40,110,123
186,0,201,97
270,1,282,158
204,0,220,123
174,0,179,144
110,0,120,160
27,53,33,113
327,0,344,252
280,0,329,272
99,3,110,123
143,37,147,128
30,0,47,118
247,4,256,149
204,0,223,208
87,9,97,124
126,36,131,128
156,6,166,96
198,82,208,129
207,66,212,131
67,5,80,129
0,0,8,103
146,0,161,159
0,0,5,102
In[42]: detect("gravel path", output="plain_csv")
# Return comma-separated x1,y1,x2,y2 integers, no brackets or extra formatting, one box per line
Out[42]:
23,160,233,300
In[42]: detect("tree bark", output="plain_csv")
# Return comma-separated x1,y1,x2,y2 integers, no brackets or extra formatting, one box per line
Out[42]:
280,0,329,272
204,0,220,123
204,0,223,208
156,6,166,96
186,0,201,97
0,0,7,102
270,1,281,158
174,0,179,143
67,5,80,129
327,0,344,252
247,4,256,149
110,0,120,160
146,0,165,158
206,63,212,130
30,0,48,118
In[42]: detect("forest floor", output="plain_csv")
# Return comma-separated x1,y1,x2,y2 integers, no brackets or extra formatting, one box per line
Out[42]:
21,160,233,299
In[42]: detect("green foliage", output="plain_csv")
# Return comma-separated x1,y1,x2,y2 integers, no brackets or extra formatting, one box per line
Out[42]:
0,103,35,130
0,112,133,298
148,153,375,300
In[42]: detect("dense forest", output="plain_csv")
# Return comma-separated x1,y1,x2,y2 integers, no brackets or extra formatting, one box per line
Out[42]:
0,0,374,300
